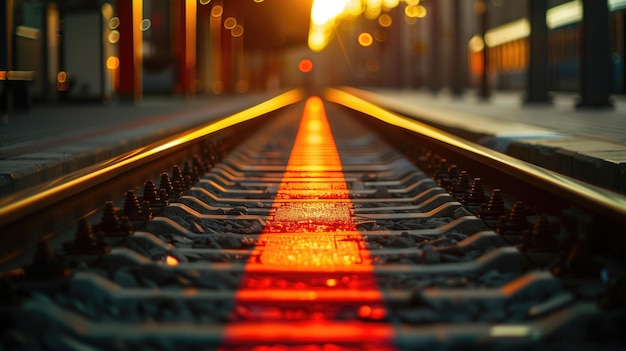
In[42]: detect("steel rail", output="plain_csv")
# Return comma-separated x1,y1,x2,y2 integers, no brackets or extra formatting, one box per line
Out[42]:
0,89,304,264
325,87,626,228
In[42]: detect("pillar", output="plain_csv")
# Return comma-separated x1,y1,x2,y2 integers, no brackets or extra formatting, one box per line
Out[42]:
477,0,490,100
221,15,233,92
450,0,463,97
524,0,552,104
1,0,13,70
429,0,440,93
577,0,613,108
117,0,142,102
209,3,223,94
176,0,196,95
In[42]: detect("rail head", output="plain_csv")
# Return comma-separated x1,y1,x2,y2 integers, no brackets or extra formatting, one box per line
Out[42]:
0,89,305,230
324,87,626,228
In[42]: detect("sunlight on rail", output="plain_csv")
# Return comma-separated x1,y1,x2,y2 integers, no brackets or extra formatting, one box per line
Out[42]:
222,97,396,350
324,87,626,226
0,89,304,229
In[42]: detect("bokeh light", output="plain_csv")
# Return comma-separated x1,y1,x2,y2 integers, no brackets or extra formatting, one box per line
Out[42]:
299,59,314,73
378,13,392,27
374,29,387,42
211,5,223,17
108,17,120,29
106,56,120,70
231,24,244,37
224,17,237,29
308,0,425,52
140,18,151,31
108,30,120,43
358,32,373,47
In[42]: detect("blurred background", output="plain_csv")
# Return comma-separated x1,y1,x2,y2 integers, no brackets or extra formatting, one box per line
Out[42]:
1,0,624,104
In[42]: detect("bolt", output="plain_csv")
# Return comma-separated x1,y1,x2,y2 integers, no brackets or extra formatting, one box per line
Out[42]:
447,164,459,181
528,214,557,249
75,218,96,245
119,215,134,232
450,170,470,200
518,214,556,251
487,189,505,213
63,218,110,254
495,201,530,236
159,188,170,206
478,188,506,224
123,189,141,219
202,144,216,169
440,164,459,190
183,161,200,184
417,150,433,171
100,201,120,233
159,172,174,199
171,165,183,184
508,201,531,225
464,177,486,209
141,201,153,221
428,154,441,177
215,141,228,161
182,161,193,179
183,174,193,191
432,157,448,183
170,165,185,198
193,154,207,173
142,180,161,206
99,201,133,236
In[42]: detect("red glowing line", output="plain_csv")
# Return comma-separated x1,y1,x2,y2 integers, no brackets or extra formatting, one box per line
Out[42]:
222,97,396,350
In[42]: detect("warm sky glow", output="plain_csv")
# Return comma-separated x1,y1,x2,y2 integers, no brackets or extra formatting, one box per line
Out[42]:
308,0,349,51
222,97,396,349
311,0,349,25
307,0,415,51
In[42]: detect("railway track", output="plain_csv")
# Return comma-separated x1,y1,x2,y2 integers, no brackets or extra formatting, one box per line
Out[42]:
1,89,625,350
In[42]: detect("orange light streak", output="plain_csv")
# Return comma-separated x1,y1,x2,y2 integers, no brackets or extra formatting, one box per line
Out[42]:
222,97,396,350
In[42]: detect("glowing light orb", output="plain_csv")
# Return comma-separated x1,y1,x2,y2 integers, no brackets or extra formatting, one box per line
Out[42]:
299,59,314,73
358,32,373,47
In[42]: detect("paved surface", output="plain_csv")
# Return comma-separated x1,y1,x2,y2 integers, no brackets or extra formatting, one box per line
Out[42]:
344,87,626,194
0,92,282,198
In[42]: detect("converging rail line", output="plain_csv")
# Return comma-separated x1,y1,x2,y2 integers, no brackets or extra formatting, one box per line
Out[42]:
1,89,625,350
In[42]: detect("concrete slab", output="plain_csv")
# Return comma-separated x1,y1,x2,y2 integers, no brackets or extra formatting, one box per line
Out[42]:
344,87,626,194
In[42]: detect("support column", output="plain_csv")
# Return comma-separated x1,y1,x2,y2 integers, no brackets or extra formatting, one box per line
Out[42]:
209,4,223,94
117,0,142,103
428,0,440,93
176,0,196,95
577,0,613,108
197,3,211,94
524,0,552,104
450,0,463,97
221,16,233,93
384,6,403,88
1,0,13,70
476,0,490,100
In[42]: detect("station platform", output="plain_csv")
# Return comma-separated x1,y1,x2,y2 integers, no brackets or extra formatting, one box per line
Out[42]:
345,87,626,195
0,93,279,198
1,88,625,199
